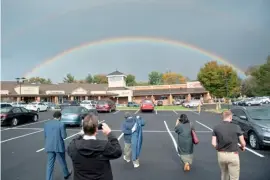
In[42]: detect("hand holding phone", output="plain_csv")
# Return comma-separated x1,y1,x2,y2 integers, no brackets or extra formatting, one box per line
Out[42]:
98,120,105,130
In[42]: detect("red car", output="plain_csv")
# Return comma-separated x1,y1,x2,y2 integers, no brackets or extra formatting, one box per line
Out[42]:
140,100,155,112
96,100,116,113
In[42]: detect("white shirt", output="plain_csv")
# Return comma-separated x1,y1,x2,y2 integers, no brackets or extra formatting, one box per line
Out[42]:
83,135,96,140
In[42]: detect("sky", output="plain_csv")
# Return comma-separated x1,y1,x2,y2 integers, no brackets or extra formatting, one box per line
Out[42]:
1,0,270,82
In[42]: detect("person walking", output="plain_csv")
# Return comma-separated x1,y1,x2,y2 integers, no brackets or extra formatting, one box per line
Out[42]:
67,113,122,180
44,111,72,180
174,114,194,171
212,110,246,180
121,113,145,168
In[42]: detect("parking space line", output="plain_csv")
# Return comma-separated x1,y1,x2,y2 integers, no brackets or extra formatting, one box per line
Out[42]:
191,111,200,115
36,132,124,152
173,110,178,115
163,121,180,157
113,110,120,114
155,110,158,114
0,119,50,132
134,109,140,114
1,130,44,144
195,120,265,158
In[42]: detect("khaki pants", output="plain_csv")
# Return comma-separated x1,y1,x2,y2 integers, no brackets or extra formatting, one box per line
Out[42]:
123,143,139,165
217,152,240,180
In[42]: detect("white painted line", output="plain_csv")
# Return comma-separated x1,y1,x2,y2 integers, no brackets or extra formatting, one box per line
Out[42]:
118,133,124,140
163,121,180,156
195,120,265,158
173,110,178,115
36,132,81,152
0,119,50,132
11,127,43,130
196,121,213,131
1,130,44,144
191,111,200,115
155,110,157,115
113,110,120,114
134,109,140,114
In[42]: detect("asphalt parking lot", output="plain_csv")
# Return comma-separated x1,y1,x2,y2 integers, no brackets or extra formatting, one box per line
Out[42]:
1,110,270,180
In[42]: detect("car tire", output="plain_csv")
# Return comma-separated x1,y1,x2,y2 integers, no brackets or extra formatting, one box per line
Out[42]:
33,115,38,122
37,108,40,112
248,103,251,106
249,132,260,150
266,101,269,104
11,118,19,126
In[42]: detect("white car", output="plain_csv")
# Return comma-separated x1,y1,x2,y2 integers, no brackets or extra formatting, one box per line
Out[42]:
182,100,202,108
26,102,48,112
80,100,96,110
11,102,27,108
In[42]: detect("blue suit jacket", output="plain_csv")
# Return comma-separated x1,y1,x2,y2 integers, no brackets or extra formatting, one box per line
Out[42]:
44,120,67,153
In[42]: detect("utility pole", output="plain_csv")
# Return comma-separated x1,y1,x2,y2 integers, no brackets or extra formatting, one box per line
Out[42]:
16,77,26,102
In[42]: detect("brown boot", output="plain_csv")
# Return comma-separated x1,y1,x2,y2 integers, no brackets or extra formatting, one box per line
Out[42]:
184,163,190,171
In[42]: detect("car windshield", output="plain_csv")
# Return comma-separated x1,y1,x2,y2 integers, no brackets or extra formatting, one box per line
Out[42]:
1,107,12,113
247,108,270,120
80,101,90,104
62,106,81,114
143,100,153,104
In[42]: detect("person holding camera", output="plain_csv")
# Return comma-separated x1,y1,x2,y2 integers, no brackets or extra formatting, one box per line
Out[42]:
67,113,122,180
121,112,145,168
174,114,195,172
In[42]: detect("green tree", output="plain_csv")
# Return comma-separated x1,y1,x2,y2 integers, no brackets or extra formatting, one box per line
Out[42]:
136,81,149,86
197,61,241,98
28,77,52,84
125,74,136,86
93,74,108,84
162,72,186,84
85,74,93,83
241,77,257,97
148,71,163,85
251,56,270,96
63,73,75,83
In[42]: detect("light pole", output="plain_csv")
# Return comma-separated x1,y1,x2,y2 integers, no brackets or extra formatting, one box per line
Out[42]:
16,77,26,102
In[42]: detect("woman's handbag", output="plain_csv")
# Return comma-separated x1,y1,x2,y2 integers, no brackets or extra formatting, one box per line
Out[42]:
190,123,199,144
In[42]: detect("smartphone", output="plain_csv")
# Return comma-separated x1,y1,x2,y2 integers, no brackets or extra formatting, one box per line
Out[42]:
98,120,105,130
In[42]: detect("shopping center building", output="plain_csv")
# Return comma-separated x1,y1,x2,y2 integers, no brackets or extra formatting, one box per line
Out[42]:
0,71,211,104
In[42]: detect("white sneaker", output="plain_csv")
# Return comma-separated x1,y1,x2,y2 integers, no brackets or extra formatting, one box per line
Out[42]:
123,156,130,162
134,163,139,168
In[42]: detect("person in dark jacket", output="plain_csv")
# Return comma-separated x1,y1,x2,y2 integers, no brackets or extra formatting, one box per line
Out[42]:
174,114,194,172
67,113,122,180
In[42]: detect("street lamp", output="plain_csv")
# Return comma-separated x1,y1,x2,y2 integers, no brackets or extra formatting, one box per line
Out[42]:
16,77,26,102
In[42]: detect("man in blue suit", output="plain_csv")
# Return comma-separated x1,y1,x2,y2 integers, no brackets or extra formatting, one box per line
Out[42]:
44,111,72,180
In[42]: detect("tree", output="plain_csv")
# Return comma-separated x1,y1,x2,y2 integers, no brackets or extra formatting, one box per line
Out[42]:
125,74,136,86
136,81,149,86
241,77,257,97
93,74,108,84
85,74,93,83
148,71,163,85
245,65,260,76
197,61,241,98
63,73,75,83
251,56,270,96
162,72,186,84
27,77,52,84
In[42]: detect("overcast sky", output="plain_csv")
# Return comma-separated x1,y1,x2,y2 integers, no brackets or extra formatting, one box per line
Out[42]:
2,0,270,82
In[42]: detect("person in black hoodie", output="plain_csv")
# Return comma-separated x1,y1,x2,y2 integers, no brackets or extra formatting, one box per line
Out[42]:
67,113,122,180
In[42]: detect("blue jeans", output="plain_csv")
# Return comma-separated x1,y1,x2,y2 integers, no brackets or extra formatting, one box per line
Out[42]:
46,152,69,180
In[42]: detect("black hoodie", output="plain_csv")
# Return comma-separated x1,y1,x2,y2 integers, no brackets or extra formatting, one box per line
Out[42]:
67,132,122,180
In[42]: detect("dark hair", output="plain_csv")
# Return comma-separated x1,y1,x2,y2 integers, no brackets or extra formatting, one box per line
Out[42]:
179,114,190,124
53,111,62,118
83,113,99,135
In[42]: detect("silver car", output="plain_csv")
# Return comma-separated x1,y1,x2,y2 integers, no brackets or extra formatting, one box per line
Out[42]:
182,100,201,108
243,98,263,106
231,106,270,149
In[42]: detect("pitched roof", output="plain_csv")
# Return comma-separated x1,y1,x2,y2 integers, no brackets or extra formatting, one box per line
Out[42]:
107,70,125,76
133,88,207,96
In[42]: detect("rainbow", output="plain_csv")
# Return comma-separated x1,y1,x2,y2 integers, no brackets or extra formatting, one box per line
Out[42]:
24,36,246,78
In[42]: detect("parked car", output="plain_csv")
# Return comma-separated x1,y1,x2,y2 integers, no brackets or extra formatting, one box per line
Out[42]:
0,103,12,108
173,99,183,105
96,99,116,113
60,101,79,110
140,99,155,112
182,100,201,108
60,106,98,126
11,102,27,108
231,106,270,149
80,100,96,110
257,97,270,104
157,100,163,106
127,102,139,107
242,98,263,106
26,102,48,112
0,107,39,126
